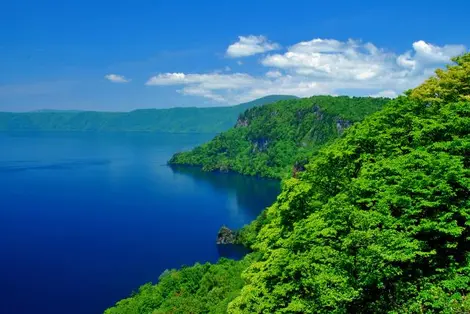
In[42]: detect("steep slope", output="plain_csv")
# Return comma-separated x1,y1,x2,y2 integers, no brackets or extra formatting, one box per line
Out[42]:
105,53,470,314
169,96,389,178
228,54,470,313
0,95,296,133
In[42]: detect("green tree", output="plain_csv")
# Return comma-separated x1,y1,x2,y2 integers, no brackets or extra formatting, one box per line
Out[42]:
170,96,389,179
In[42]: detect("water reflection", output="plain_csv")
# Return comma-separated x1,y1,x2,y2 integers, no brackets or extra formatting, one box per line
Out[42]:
169,165,281,220
216,244,251,259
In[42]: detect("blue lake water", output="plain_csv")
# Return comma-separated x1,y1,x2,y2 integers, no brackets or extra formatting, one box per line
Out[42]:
0,132,280,314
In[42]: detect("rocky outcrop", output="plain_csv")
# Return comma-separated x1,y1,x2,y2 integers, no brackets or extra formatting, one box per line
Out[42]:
217,226,239,244
236,117,249,127
252,137,269,152
296,109,306,120
312,104,324,120
336,118,352,134
292,161,306,178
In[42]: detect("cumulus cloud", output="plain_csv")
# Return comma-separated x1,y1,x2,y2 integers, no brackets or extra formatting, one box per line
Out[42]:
105,74,130,83
395,41,466,73
146,38,466,104
262,38,394,81
226,35,280,58
262,38,466,91
412,40,466,63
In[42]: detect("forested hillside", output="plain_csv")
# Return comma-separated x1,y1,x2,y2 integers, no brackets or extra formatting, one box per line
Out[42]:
169,96,389,178
0,95,295,133
105,53,470,313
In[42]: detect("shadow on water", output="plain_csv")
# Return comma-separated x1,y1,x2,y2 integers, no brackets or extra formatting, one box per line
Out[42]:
170,165,281,260
169,165,281,219
217,244,251,260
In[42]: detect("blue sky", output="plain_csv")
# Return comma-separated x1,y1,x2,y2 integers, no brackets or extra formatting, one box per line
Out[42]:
1,0,469,112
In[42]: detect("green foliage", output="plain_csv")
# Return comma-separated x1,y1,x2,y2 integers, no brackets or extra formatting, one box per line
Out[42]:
410,53,470,104
170,96,389,179
0,95,296,133
228,55,470,313
104,256,258,314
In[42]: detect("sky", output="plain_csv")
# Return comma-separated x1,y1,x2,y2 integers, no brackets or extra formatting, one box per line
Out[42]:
1,0,469,112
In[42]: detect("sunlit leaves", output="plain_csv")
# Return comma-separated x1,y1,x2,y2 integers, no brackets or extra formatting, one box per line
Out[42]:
229,54,470,313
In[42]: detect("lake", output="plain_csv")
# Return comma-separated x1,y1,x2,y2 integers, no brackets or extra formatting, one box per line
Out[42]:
0,132,280,314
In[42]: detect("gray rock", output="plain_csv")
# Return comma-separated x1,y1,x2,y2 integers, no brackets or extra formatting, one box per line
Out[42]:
217,225,239,244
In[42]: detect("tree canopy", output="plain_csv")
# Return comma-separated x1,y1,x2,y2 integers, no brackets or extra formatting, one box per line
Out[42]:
105,53,470,314
169,96,389,179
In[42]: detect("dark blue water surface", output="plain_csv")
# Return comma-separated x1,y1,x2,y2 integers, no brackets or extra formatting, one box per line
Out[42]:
0,132,280,314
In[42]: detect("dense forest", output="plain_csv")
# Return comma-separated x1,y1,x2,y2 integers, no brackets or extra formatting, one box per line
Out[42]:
169,96,389,178
105,53,470,313
0,95,295,133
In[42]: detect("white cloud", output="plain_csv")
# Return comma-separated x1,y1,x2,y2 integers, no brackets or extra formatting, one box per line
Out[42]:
262,38,466,91
411,40,465,63
226,35,280,58
145,38,467,104
262,38,394,81
146,73,186,85
237,61,243,65
265,70,282,78
288,38,347,54
178,86,227,102
370,90,399,98
146,72,256,90
146,71,330,104
105,74,130,83
396,51,416,70
396,41,465,73
244,76,330,101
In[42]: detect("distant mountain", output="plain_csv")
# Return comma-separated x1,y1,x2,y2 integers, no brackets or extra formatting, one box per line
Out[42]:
0,95,297,133
31,109,85,113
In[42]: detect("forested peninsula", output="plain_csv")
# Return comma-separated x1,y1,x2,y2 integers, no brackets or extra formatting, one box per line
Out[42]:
0,95,295,134
169,96,389,179
106,53,470,313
